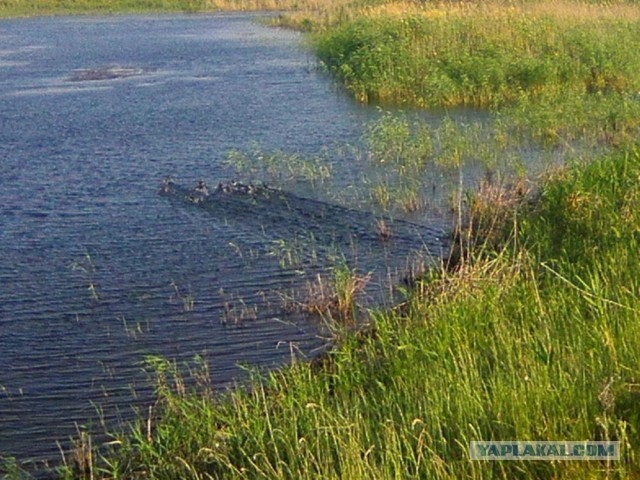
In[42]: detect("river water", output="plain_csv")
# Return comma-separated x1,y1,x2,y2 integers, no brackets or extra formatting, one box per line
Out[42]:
0,13,453,468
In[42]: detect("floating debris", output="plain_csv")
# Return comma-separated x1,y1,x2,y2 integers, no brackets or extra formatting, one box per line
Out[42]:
68,66,147,82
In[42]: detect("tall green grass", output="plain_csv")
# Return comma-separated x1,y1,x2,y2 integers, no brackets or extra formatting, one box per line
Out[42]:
312,3,640,145
314,4,640,106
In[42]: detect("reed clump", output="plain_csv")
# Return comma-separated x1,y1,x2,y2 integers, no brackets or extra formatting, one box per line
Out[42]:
227,145,333,187
460,175,536,253
287,263,370,323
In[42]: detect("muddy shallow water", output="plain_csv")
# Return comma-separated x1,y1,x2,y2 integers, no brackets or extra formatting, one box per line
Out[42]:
0,13,454,468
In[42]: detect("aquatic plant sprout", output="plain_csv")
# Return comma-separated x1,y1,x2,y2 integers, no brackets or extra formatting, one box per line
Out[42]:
225,111,587,223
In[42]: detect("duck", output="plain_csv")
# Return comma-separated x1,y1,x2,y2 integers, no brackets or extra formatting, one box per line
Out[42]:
195,180,209,196
159,176,175,194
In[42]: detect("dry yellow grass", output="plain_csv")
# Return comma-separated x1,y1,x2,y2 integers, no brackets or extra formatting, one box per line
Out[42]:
523,1,640,22
182,0,640,32
360,0,640,22
4,0,639,22
204,0,351,12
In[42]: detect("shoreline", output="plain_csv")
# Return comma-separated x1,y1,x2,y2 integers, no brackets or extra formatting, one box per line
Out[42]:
0,0,294,19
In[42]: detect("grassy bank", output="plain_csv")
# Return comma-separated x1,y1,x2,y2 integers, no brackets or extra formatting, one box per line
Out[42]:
311,1,640,145
42,145,639,479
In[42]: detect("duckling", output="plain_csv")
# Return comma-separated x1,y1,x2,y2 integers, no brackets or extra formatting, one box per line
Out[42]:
159,176,175,194
195,180,209,196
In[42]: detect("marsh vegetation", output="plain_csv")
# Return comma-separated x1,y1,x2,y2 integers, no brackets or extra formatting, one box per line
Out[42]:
226,109,584,228
2,1,640,478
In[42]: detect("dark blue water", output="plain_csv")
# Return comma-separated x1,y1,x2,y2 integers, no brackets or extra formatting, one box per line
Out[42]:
0,13,398,466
